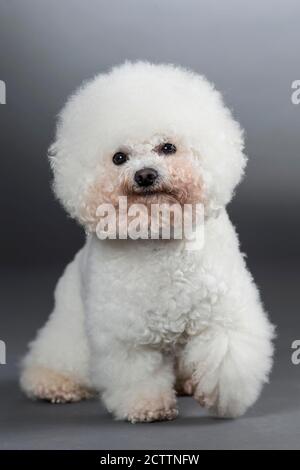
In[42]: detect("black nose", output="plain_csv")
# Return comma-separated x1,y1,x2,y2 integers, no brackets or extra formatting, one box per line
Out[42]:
134,168,158,187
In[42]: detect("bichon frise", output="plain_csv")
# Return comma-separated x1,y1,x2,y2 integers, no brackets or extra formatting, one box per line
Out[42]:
20,62,274,422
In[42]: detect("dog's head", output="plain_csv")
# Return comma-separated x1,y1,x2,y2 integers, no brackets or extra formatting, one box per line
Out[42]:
50,62,246,233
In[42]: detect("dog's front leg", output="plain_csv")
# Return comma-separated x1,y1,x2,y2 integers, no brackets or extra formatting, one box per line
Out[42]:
178,277,274,418
90,343,178,423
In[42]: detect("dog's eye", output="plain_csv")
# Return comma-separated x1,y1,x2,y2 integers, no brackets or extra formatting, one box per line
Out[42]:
159,143,177,155
112,152,128,165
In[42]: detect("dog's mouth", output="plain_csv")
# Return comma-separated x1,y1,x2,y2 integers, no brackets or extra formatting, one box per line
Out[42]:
121,178,197,207
134,189,166,197
130,180,173,194
130,179,176,197
125,189,180,208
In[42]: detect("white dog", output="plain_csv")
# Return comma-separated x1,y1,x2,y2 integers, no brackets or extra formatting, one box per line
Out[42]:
20,62,274,422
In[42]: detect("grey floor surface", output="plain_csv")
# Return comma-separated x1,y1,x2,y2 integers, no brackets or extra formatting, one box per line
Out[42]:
0,266,300,450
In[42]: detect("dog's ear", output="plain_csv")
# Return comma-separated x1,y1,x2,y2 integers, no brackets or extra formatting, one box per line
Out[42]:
48,141,83,221
47,134,89,221
193,85,247,216
47,79,100,222
46,75,109,223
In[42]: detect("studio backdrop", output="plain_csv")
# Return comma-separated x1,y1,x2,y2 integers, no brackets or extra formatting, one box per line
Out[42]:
0,0,299,450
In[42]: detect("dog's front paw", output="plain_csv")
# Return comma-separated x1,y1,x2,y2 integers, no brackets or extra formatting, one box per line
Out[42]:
128,405,178,423
193,381,248,418
193,383,224,415
182,329,270,418
191,364,257,418
126,393,178,423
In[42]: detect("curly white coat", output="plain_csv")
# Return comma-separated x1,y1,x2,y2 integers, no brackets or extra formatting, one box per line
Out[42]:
21,62,274,421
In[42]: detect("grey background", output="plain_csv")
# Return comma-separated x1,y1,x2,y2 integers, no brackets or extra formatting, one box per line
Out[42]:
0,0,299,449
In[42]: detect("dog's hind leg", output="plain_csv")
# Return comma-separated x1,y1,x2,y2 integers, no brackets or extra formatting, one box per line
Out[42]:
20,251,94,403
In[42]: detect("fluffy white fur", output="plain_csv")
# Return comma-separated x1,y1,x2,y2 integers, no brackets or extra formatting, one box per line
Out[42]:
20,62,274,422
